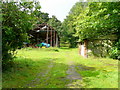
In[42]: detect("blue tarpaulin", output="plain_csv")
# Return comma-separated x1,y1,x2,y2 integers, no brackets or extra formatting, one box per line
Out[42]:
36,42,50,48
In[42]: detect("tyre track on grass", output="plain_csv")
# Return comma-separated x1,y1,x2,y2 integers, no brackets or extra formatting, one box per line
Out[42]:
25,59,54,88
65,52,84,88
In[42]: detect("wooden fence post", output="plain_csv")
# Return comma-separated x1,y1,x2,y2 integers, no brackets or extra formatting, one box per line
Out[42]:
79,42,81,55
56,34,58,47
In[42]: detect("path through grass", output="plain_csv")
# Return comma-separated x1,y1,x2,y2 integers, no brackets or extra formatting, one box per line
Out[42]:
2,47,118,88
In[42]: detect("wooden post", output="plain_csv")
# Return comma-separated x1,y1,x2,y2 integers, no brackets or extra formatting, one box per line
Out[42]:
54,31,56,47
81,43,84,57
106,39,109,55
101,40,103,57
79,42,83,55
38,32,39,43
37,33,38,43
78,43,81,55
50,29,52,46
56,33,58,47
46,27,48,44
58,36,60,47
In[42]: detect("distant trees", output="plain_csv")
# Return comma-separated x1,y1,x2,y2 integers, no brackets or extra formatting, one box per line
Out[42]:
48,15,62,36
61,2,87,48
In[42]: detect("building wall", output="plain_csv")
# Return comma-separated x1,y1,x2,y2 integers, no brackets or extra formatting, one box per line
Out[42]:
79,40,88,58
79,39,113,57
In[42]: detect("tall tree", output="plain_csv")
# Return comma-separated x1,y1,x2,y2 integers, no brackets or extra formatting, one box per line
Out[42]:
74,2,120,41
61,2,87,47
48,15,62,36
2,1,41,69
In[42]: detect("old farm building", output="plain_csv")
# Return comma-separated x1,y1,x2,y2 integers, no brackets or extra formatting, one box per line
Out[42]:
29,23,60,47
79,35,117,58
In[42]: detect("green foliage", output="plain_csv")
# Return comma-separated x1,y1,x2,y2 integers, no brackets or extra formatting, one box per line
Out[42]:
78,70,100,77
35,12,49,24
73,2,120,41
2,1,41,70
109,39,120,60
63,2,120,40
48,15,62,36
110,47,119,59
61,2,86,47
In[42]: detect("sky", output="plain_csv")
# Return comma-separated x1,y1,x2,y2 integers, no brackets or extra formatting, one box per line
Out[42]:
38,0,80,22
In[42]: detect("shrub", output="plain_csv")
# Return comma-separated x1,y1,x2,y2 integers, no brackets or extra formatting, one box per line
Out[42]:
109,40,120,60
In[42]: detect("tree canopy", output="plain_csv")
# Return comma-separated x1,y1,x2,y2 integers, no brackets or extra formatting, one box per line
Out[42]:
74,2,120,41
48,15,62,36
2,2,34,68
62,2,120,42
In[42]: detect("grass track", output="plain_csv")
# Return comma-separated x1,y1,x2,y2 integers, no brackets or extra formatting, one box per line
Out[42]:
2,47,118,88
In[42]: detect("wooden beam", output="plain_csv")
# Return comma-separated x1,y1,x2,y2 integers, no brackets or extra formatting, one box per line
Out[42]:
33,30,56,32
54,31,56,47
50,29,52,46
56,33,58,47
78,43,81,55
37,33,38,43
46,27,48,44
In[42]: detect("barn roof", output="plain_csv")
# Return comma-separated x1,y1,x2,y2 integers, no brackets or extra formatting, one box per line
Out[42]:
30,23,56,33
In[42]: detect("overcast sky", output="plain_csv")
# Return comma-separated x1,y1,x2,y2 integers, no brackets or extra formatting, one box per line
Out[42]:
38,0,81,22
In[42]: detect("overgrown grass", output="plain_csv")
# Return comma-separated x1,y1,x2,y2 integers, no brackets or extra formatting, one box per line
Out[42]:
66,49,118,88
2,47,69,88
2,47,118,88
3,57,52,88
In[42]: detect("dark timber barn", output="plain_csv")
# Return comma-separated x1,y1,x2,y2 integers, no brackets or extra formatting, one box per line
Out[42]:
29,23,60,47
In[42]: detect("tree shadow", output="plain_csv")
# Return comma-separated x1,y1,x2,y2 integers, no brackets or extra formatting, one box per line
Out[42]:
59,47,74,50
75,64,100,77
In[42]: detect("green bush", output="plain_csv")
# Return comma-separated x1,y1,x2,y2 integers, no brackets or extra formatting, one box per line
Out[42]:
2,2,39,70
109,40,120,60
